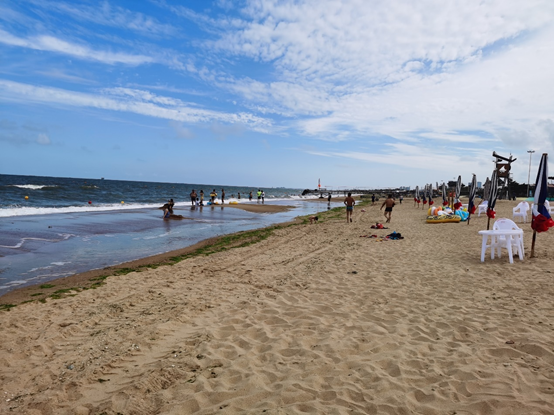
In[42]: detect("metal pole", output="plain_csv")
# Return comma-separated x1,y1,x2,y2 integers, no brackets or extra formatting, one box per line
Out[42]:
527,150,535,197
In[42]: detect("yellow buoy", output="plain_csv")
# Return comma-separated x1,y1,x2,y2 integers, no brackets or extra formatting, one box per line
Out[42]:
25,196,29,199
121,201,124,204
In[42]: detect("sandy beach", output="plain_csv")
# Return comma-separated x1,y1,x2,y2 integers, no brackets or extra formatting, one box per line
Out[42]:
1,199,553,414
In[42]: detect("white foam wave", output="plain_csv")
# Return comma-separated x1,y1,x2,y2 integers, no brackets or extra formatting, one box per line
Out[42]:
0,237,58,249
11,184,58,190
0,202,163,218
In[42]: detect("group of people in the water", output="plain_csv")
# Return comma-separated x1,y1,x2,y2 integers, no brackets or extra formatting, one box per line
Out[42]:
162,188,267,219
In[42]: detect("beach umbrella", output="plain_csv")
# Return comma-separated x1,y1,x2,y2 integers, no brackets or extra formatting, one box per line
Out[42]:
486,170,498,230
467,174,477,225
454,175,462,210
531,153,554,257
428,184,434,206
442,183,448,206
483,177,490,200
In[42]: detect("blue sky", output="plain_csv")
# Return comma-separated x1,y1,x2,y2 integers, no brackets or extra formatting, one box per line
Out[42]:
1,0,553,189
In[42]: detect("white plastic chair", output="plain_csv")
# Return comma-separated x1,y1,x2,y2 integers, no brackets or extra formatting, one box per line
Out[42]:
477,201,488,217
492,218,524,263
512,202,529,223
531,200,553,215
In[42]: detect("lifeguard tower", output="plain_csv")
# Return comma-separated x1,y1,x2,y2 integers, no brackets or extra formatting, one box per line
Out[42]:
492,151,516,200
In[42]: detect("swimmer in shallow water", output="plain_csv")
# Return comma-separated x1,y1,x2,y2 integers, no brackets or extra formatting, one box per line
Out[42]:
162,201,185,220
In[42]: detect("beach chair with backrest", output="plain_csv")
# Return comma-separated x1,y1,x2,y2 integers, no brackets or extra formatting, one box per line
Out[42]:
491,218,524,263
512,201,529,223
477,200,488,217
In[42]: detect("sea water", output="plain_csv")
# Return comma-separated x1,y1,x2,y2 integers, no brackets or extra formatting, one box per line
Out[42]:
0,174,338,295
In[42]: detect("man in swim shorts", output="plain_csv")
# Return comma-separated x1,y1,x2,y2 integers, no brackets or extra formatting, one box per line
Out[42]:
344,192,355,223
380,194,396,223
190,189,197,206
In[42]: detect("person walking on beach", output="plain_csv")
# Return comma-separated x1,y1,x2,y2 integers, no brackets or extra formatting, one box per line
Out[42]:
190,189,197,206
261,190,265,204
257,189,262,203
381,194,396,223
371,193,375,205
249,191,253,201
399,195,403,204
344,192,355,223
221,188,225,204
328,193,332,204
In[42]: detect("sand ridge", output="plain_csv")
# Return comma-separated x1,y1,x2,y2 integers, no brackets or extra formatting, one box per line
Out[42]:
1,199,553,414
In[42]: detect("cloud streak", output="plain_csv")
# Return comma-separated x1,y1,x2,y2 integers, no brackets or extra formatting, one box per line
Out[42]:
0,80,271,130
0,29,154,65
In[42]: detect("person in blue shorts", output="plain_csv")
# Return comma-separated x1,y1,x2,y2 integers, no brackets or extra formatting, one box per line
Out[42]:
344,192,355,223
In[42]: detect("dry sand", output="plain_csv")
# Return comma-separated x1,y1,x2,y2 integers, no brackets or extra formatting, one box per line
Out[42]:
1,199,553,414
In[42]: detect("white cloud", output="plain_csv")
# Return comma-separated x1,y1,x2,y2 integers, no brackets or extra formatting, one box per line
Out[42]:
36,133,51,145
209,0,554,154
169,121,195,139
0,29,154,65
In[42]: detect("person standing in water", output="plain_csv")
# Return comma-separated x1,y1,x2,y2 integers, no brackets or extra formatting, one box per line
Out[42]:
221,188,226,204
249,191,253,201
261,190,265,204
344,192,355,223
190,189,197,206
199,190,204,205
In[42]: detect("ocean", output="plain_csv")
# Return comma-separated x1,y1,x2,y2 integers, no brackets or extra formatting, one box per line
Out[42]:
0,174,338,296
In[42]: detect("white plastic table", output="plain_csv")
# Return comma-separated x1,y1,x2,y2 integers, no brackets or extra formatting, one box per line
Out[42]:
478,229,524,264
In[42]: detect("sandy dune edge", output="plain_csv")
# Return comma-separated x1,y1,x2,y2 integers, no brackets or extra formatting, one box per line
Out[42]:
1,200,553,414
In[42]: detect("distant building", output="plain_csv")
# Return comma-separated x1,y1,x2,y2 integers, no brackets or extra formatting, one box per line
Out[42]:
477,181,482,188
